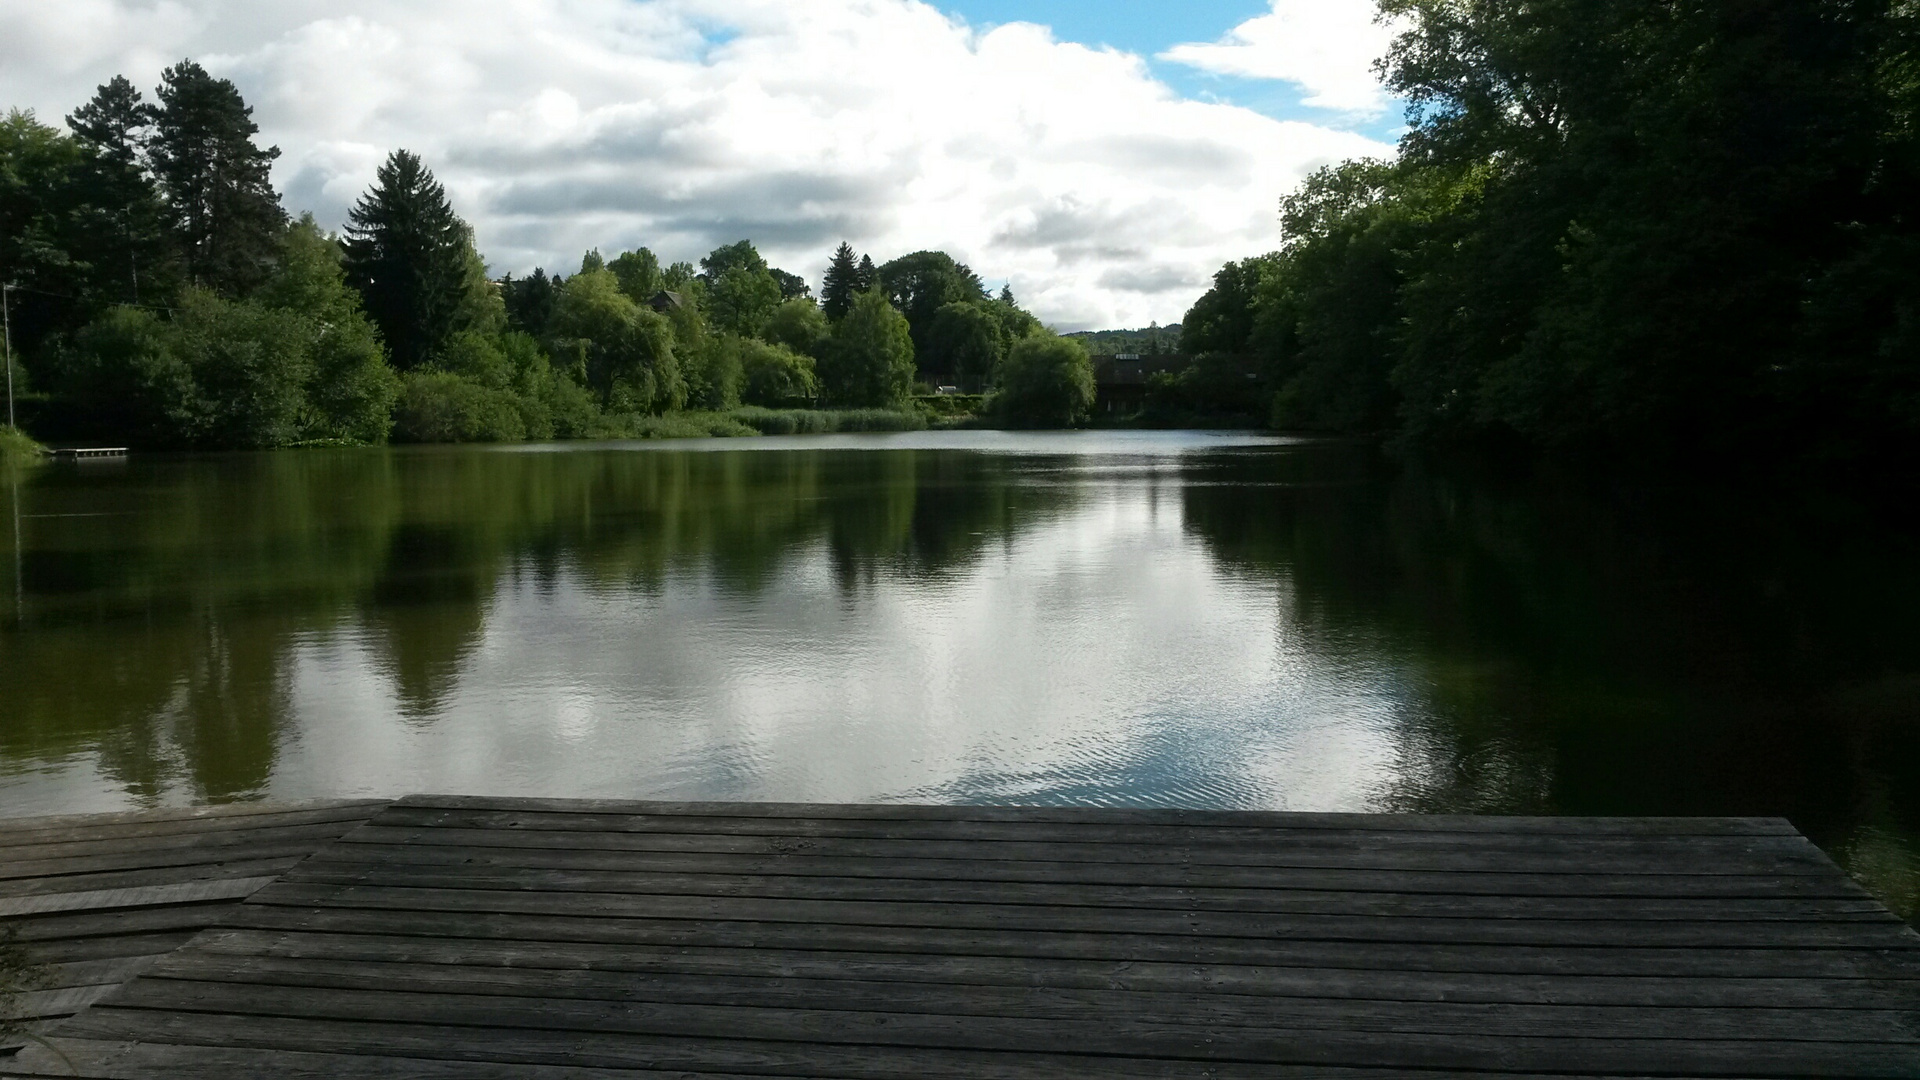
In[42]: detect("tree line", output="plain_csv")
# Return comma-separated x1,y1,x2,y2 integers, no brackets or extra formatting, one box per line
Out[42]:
0,63,1096,449
1178,0,1920,468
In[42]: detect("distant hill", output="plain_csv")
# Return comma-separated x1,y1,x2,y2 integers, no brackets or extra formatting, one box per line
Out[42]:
1065,326,1181,356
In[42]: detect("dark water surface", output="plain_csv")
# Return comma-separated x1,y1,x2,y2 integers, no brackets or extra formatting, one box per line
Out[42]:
3,431,1917,914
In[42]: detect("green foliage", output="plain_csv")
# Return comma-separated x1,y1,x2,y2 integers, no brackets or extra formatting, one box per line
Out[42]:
65,76,173,309
501,268,561,338
54,221,399,449
874,250,986,370
684,333,747,411
1179,0,1920,462
0,426,45,470
1179,257,1276,356
700,241,783,336
344,150,486,370
1066,324,1180,356
550,268,682,413
821,242,861,321
149,60,285,295
817,288,915,407
761,297,829,357
392,370,527,443
608,248,661,302
623,411,758,439
993,331,1094,428
739,338,818,406
728,406,926,434
924,301,1003,391
1141,353,1269,425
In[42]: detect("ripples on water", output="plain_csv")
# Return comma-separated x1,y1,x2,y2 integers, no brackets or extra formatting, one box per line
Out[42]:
1,431,1917,915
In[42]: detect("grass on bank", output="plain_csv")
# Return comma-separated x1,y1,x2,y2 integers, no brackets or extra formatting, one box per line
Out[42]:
0,427,45,470
583,407,931,441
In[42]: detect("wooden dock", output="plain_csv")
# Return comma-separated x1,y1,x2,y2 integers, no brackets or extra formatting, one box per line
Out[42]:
2,795,1917,1077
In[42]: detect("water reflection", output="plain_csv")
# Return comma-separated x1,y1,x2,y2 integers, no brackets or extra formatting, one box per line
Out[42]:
0,434,1915,917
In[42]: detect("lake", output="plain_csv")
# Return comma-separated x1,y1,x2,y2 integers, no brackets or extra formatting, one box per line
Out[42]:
2,431,1916,916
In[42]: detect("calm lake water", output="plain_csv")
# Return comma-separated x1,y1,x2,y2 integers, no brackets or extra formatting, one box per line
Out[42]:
2,431,1917,914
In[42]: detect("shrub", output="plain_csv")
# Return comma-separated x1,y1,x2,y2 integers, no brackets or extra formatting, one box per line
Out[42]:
992,331,1094,428
392,372,528,443
0,427,45,470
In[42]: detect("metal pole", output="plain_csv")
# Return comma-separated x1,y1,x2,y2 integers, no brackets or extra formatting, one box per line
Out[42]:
2,283,14,430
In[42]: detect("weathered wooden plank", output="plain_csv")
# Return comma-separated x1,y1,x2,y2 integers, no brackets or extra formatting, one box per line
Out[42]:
372,805,1822,858
395,794,1800,836
10,983,120,1021
33,957,159,993
133,951,1920,1043
0,856,310,897
4,902,266,945
239,881,1920,950
337,821,1846,877
221,903,1920,980
0,802,383,849
68,981,1920,1076
4,1025,1557,1080
0,877,278,918
1,1038,946,1080
0,820,380,865
182,927,1920,1010
9,931,202,967
327,829,1874,898
282,859,1899,922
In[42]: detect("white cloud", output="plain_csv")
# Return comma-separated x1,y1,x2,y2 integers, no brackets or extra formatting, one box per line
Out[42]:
0,0,1391,329
1160,0,1399,118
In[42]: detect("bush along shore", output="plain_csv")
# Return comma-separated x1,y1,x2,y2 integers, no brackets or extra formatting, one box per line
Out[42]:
1,65,1095,452
0,427,46,469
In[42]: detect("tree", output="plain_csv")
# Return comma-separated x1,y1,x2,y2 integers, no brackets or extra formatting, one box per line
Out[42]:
855,254,877,292
821,242,861,320
740,339,818,406
549,268,681,413
771,268,811,301
501,268,561,338
343,150,478,370
148,60,285,295
924,301,1002,391
1179,257,1276,355
874,250,986,368
66,77,171,307
700,240,782,336
0,111,90,351
993,331,1094,428
817,288,914,407
762,297,829,356
257,215,397,443
608,248,661,301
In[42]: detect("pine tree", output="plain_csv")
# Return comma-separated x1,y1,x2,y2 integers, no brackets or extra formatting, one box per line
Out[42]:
343,150,474,370
67,76,170,304
148,60,285,295
999,283,1016,306
855,254,877,294
820,242,859,321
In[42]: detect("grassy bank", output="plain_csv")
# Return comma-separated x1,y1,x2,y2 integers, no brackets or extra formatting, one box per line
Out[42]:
726,407,927,436
0,427,45,470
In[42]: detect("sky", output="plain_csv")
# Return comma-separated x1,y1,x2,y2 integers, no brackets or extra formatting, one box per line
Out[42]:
0,0,1404,331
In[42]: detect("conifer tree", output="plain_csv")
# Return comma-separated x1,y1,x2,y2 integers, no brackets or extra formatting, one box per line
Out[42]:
855,254,877,293
67,76,170,304
343,150,475,370
148,60,285,295
820,242,859,320
999,283,1015,306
